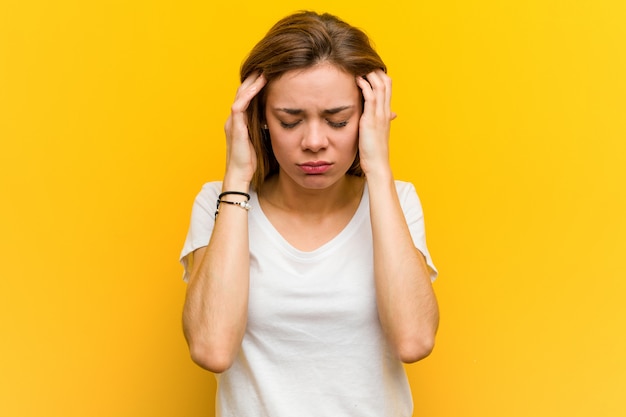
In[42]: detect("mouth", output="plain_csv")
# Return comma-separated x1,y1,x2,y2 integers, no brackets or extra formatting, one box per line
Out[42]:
298,161,333,174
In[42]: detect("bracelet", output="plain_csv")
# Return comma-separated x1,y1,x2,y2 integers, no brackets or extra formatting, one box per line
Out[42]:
215,198,251,218
219,191,250,201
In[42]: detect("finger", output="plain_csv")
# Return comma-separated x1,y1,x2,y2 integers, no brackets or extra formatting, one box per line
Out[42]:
228,76,266,142
379,71,392,114
365,70,392,117
237,71,263,95
232,72,267,113
356,75,375,111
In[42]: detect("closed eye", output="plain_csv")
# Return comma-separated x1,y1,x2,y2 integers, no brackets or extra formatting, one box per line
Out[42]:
280,120,301,129
328,120,348,128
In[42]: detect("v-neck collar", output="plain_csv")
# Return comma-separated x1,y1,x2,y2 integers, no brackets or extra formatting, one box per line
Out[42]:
250,184,370,262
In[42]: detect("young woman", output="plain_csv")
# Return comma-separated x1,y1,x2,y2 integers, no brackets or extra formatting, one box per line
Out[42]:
180,10,439,416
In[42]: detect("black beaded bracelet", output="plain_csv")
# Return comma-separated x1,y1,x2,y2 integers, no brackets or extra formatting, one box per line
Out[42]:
219,191,250,201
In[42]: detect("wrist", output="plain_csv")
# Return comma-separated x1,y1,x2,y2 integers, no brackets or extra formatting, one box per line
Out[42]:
363,164,394,185
222,175,251,195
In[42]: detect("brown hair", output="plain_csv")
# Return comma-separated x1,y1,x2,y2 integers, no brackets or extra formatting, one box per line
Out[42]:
240,11,386,192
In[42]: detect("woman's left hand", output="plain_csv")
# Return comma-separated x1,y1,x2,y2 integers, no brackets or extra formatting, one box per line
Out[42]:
356,69,396,178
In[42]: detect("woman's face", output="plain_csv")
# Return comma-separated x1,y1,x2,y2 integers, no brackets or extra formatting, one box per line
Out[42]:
264,63,362,190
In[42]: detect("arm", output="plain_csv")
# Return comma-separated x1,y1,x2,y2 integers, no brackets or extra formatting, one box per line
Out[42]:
357,71,439,363
182,73,267,373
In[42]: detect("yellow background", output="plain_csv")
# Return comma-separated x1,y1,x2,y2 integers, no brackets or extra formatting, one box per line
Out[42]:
1,0,625,416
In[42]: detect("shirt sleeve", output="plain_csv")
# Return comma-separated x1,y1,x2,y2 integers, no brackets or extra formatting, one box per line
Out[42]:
179,181,222,282
396,181,438,281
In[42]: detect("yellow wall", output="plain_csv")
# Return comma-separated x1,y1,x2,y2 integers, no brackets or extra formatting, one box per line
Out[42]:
1,1,624,416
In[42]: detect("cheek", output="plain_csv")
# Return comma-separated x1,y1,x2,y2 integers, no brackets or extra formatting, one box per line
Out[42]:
268,133,296,163
345,123,360,150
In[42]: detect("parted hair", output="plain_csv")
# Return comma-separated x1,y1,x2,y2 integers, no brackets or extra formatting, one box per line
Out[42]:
240,11,386,192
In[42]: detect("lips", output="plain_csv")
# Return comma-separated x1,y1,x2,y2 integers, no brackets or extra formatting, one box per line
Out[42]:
298,161,332,174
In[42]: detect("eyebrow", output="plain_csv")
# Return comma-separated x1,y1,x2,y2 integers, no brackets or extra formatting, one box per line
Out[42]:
274,105,354,115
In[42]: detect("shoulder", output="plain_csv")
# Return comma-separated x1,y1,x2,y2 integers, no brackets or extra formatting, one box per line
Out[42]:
197,181,259,199
185,182,222,219
193,181,222,203
199,181,223,196
392,180,425,217
193,181,261,210
394,180,419,200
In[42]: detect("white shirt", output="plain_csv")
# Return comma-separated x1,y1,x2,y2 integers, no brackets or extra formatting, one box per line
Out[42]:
181,180,437,417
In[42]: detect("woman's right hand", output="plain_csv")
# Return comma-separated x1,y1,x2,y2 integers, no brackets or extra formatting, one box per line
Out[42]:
223,72,267,189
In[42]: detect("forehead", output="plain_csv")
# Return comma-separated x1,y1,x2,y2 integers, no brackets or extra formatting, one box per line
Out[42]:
265,63,360,108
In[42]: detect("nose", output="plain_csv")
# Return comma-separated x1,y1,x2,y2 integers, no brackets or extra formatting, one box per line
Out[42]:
301,121,328,152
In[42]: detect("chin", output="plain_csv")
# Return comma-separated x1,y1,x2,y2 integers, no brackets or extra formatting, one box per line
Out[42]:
297,174,346,190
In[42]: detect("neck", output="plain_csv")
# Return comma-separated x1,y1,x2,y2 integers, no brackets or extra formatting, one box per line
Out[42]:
260,173,364,216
